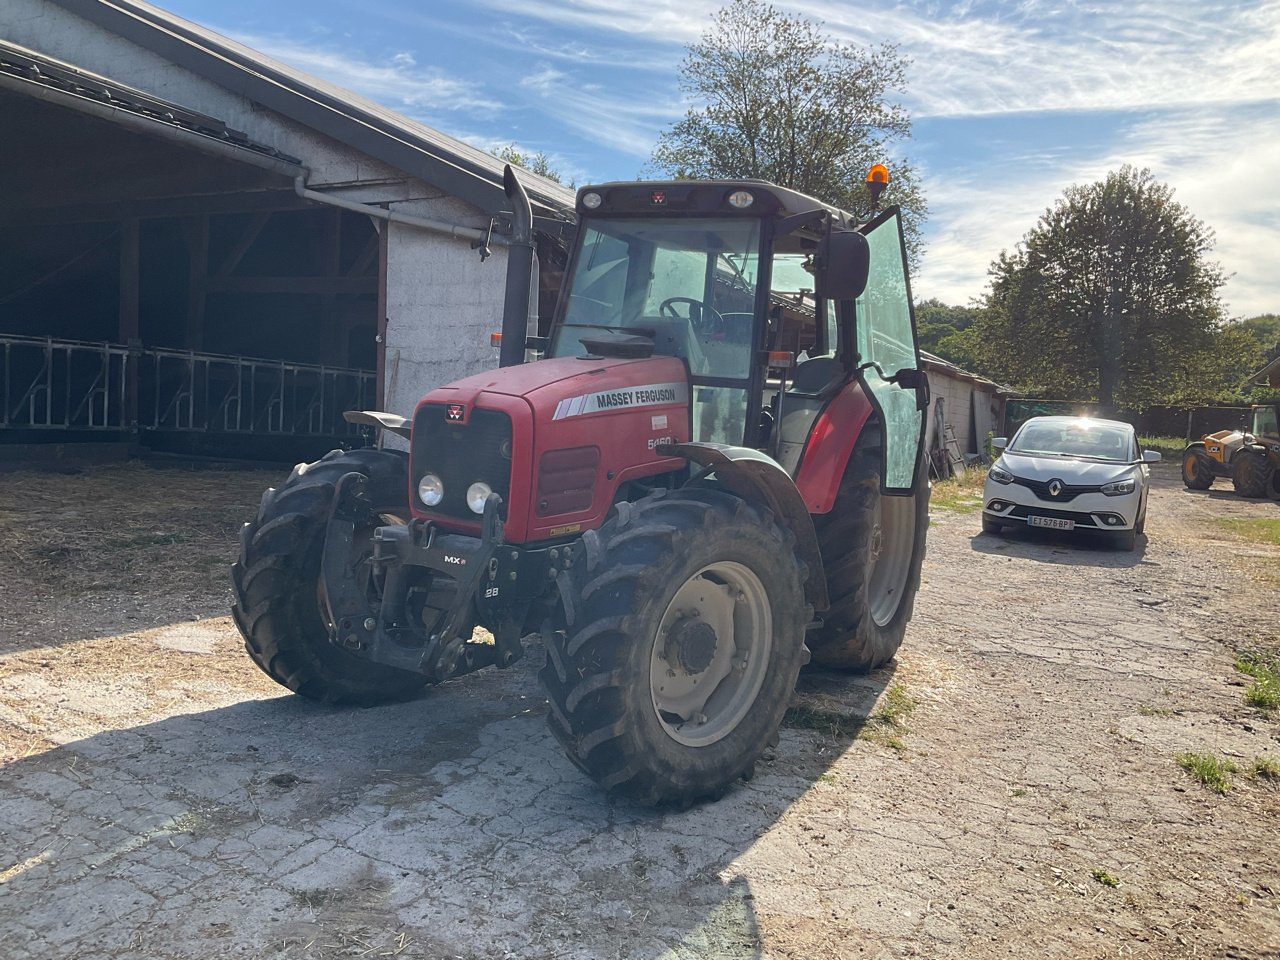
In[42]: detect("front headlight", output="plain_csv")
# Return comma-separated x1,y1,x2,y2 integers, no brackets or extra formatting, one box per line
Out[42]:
989,465,1014,484
418,473,444,507
466,481,493,515
1101,477,1136,496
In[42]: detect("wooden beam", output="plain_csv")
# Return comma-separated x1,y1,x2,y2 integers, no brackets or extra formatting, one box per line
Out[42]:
117,219,139,343
185,216,209,350
203,276,378,295
346,228,379,277
119,218,140,427
3,190,309,227
213,211,272,278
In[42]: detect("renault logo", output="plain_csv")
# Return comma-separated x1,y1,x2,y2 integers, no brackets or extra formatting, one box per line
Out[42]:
1048,479,1063,497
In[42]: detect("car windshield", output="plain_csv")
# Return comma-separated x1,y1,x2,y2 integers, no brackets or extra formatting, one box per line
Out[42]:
1010,421,1133,462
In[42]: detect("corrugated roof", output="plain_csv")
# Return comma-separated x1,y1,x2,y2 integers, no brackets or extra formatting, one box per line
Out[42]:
49,0,576,218
1246,353,1280,387
919,349,1008,392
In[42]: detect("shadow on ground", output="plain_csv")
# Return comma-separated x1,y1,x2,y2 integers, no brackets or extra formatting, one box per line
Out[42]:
0,646,895,960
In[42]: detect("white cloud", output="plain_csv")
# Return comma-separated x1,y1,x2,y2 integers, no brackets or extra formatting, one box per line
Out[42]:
225,32,502,114
914,102,1280,317
517,62,683,156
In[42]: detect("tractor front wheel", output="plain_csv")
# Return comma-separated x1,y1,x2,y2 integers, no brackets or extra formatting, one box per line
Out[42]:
1181,448,1216,490
540,489,808,806
809,433,930,671
232,448,426,705
1231,449,1274,499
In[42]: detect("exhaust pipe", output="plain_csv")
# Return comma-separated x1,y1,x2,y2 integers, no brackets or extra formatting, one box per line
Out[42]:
500,165,534,368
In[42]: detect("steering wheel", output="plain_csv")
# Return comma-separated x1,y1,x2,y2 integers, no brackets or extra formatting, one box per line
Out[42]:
659,297,726,336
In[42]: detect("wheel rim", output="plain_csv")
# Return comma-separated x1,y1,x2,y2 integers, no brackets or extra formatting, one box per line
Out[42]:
649,561,772,747
868,492,915,627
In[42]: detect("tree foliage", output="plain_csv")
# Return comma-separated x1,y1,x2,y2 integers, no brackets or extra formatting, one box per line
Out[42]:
914,298,983,360
1239,313,1280,359
652,0,926,265
493,144,569,186
966,166,1235,409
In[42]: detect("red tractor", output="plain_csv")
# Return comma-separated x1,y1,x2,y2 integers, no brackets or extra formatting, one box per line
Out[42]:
233,169,931,805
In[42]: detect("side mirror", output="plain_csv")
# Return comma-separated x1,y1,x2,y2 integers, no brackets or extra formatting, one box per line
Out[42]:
992,437,1008,451
819,230,870,300
1142,450,1162,463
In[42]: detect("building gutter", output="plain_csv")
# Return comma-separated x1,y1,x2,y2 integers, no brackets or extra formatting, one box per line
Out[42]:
292,176,508,248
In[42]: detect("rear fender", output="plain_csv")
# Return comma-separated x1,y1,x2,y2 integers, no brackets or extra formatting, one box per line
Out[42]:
662,441,828,612
793,382,877,514
343,410,412,441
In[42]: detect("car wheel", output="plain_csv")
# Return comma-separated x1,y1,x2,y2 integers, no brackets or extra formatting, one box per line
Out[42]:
1112,528,1137,552
981,514,1004,535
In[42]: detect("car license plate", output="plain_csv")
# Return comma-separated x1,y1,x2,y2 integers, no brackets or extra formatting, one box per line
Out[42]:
1029,515,1074,530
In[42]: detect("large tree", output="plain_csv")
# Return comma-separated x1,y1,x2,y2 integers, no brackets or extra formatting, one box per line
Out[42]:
969,166,1231,409
651,0,925,264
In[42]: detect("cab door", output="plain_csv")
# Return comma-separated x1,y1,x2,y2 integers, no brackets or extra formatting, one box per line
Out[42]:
855,209,927,492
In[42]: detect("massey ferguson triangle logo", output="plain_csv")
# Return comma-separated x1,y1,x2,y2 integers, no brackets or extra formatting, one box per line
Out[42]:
1048,479,1063,497
446,404,465,423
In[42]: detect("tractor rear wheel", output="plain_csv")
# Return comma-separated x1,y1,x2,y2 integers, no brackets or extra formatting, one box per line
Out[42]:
540,489,808,806
231,448,426,705
808,433,930,671
1231,449,1274,499
1181,448,1216,490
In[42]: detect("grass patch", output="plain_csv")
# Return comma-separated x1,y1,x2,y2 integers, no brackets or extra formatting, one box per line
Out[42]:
1235,652,1280,711
929,469,988,514
1251,757,1280,780
1138,435,1187,460
1216,518,1280,548
1139,703,1173,717
784,682,917,751
1176,752,1239,794
1091,868,1120,888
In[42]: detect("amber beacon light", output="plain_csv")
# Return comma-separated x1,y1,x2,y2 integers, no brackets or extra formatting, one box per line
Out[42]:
866,164,890,208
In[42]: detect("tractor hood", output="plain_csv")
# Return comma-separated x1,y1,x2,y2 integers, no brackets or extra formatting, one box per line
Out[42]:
414,355,692,542
422,355,691,415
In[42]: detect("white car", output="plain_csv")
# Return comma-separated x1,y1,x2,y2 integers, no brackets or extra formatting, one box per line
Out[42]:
982,416,1162,551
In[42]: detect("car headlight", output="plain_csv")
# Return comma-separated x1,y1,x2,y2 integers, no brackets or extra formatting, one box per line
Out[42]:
418,473,444,507
466,481,493,515
988,465,1014,484
1101,477,1136,496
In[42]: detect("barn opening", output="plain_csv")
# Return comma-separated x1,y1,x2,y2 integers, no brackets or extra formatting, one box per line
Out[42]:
1,43,379,463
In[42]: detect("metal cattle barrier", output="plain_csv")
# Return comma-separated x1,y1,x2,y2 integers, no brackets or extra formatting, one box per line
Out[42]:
1,335,130,430
1,335,374,439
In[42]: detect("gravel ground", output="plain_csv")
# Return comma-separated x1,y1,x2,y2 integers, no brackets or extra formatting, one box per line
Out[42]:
0,460,1277,959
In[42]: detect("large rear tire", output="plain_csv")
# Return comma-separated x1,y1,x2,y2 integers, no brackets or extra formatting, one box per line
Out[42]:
808,434,930,671
1181,447,1215,490
231,448,426,705
1231,449,1274,499
540,489,808,806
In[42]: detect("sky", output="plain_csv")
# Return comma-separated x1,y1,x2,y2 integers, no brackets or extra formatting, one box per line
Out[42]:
160,0,1279,318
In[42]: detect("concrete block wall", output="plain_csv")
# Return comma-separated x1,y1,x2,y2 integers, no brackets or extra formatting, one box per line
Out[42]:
383,194,512,418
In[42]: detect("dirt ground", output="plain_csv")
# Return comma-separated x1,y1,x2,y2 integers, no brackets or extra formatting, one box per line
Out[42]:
0,459,1277,959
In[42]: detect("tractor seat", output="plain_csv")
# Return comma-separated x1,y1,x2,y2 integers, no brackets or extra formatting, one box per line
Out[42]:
787,356,845,398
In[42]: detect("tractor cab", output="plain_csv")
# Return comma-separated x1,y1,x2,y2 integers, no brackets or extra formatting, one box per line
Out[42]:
545,180,926,491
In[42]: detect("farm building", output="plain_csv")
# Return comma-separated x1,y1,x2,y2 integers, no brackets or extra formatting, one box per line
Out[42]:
0,0,574,463
1247,354,1280,390
919,350,1007,477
